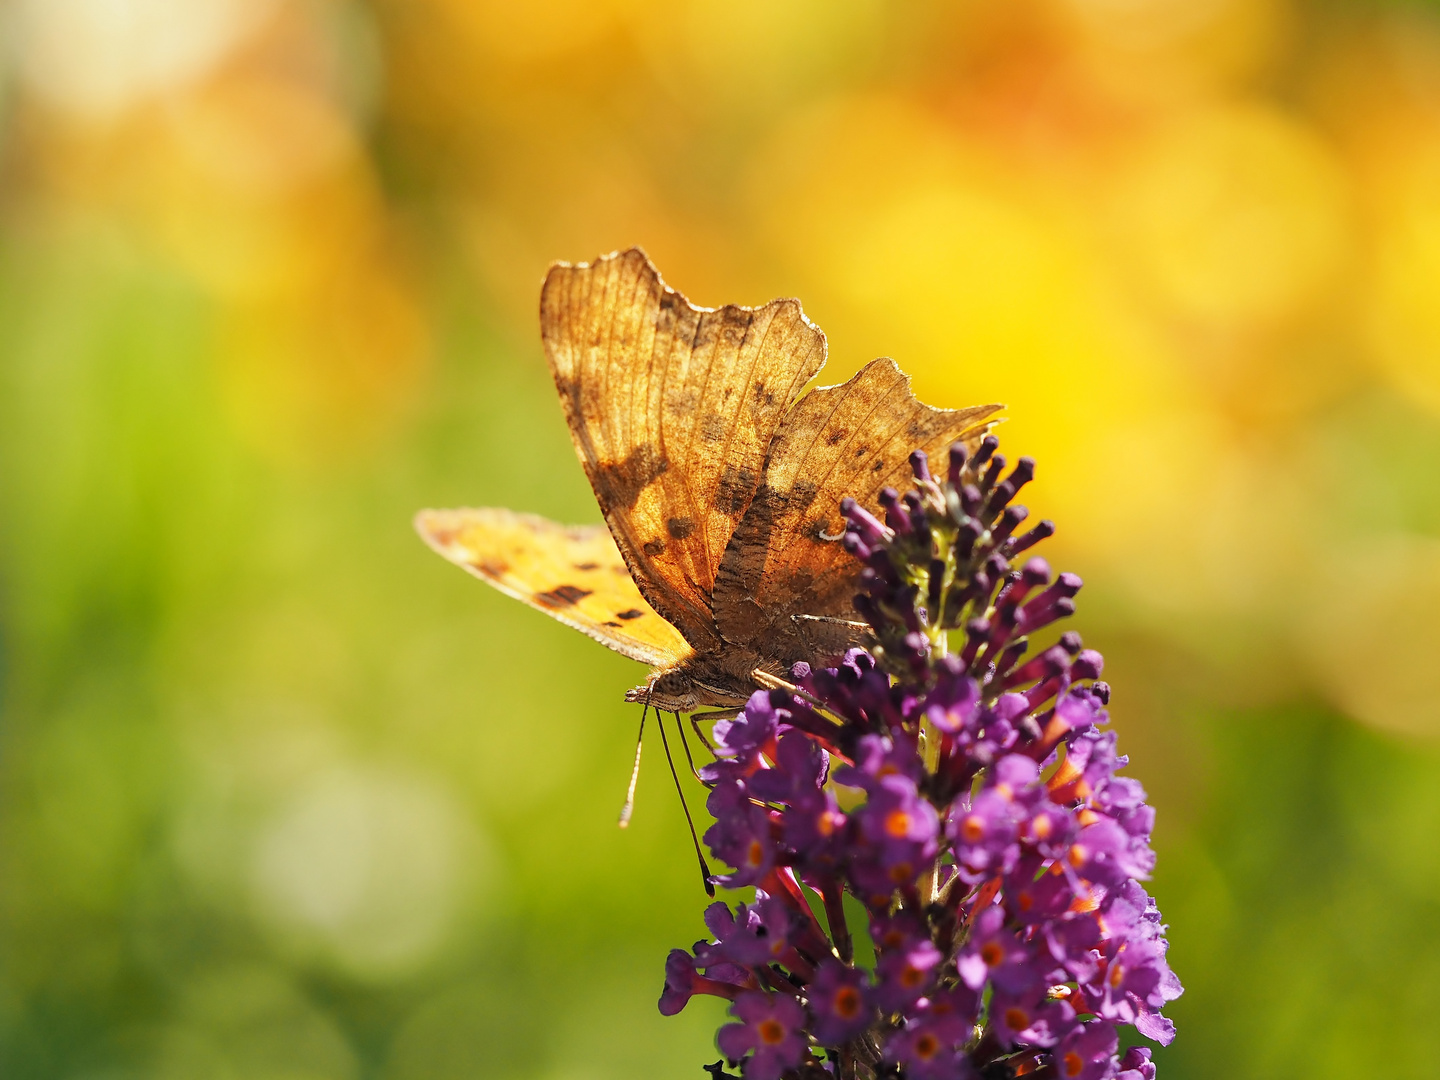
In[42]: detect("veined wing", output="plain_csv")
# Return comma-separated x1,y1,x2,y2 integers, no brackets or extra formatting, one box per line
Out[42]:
540,248,827,651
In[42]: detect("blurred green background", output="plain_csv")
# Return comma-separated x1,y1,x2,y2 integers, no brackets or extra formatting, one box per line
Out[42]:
3,1,1440,1077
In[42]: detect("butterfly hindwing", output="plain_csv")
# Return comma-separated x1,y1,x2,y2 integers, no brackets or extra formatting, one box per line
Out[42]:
540,248,827,652
712,358,1001,662
414,507,691,668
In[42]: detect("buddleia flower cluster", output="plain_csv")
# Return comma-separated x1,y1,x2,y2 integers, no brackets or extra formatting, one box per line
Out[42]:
659,437,1181,1080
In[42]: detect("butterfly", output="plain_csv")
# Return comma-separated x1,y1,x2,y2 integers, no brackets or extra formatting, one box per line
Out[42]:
416,248,1001,716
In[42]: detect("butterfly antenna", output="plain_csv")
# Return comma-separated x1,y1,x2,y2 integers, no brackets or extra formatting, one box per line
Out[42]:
659,710,715,897
618,689,649,829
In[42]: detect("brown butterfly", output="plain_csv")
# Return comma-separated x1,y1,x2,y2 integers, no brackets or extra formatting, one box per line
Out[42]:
416,248,1000,716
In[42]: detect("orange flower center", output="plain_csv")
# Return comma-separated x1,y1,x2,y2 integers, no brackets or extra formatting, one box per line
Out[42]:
915,1033,940,1059
758,1019,787,1045
1004,1007,1030,1030
1062,1051,1084,1077
884,809,913,838
960,815,985,843
746,840,765,867
981,941,1005,967
833,986,861,1019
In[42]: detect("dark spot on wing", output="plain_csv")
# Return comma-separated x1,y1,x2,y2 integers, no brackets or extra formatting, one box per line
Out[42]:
667,516,695,540
700,411,727,442
552,374,579,408
473,559,509,578
616,609,645,620
643,539,666,557
871,458,886,472
691,314,719,350
573,561,600,571
593,443,669,509
825,427,850,446
602,621,622,628
788,479,819,510
853,444,870,458
717,463,758,516
753,381,776,408
536,584,592,607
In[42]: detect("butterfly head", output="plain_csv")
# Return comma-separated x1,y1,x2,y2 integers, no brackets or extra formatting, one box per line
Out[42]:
624,658,757,714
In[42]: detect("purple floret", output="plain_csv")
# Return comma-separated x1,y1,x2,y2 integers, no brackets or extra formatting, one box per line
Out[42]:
807,960,875,1045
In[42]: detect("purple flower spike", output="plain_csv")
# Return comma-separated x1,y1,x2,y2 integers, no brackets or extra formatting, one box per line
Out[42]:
657,432,1179,1080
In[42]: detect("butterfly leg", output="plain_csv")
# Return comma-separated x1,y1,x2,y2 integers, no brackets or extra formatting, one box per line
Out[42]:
674,710,717,784
686,709,739,755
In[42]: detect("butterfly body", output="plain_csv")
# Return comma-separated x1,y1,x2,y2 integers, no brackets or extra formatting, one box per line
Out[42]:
417,249,1001,712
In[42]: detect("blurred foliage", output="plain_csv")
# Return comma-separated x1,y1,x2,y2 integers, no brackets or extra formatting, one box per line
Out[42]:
2,1,1439,1077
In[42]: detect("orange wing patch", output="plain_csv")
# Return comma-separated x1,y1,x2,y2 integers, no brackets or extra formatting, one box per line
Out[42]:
712,358,1001,662
540,249,827,653
414,507,692,669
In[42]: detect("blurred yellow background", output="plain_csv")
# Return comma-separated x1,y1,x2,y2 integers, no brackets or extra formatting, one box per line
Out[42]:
3,1,1440,1076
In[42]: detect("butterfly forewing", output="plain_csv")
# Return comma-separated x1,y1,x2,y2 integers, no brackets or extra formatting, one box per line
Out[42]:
540,249,827,653
712,357,1001,662
415,507,691,668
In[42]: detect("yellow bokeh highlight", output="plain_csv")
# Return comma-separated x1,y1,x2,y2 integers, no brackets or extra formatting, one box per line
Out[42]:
1060,0,1289,101
1111,103,1351,329
1366,136,1440,416
217,256,430,463
425,0,634,62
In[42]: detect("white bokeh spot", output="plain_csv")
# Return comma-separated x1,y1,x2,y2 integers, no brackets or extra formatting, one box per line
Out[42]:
251,764,492,979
